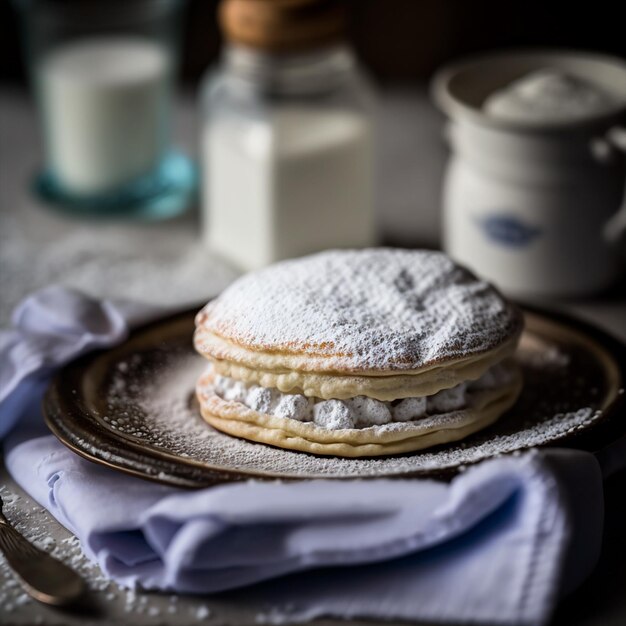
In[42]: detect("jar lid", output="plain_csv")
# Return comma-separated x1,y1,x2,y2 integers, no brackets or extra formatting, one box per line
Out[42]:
220,0,346,53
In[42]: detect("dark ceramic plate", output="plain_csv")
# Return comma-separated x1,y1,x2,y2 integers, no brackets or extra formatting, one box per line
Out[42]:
43,306,625,488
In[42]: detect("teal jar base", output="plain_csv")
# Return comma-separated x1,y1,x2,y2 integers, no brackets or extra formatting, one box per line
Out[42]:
33,151,197,221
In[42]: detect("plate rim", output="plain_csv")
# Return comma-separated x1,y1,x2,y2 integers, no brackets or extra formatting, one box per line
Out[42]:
42,303,626,488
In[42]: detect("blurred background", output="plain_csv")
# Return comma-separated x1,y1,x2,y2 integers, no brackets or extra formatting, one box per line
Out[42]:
2,1,625,85
1,0,625,334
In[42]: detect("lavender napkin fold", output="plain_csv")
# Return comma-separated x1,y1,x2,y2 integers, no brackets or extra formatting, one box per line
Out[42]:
0,286,154,439
0,287,612,625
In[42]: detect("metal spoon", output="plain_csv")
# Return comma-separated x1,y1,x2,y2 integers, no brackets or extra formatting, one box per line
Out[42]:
0,494,86,606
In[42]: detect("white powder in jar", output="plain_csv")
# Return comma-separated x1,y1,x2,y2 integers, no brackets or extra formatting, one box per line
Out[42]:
202,106,374,270
484,69,617,122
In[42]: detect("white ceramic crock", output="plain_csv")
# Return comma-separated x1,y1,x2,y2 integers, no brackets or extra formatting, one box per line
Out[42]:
432,50,626,297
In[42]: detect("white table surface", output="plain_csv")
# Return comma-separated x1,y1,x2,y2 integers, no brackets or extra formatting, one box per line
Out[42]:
1,86,625,626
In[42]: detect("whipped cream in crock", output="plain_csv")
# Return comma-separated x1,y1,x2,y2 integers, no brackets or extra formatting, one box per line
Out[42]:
205,364,513,430
484,69,617,122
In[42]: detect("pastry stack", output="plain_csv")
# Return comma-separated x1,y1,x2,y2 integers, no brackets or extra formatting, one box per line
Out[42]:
194,249,523,457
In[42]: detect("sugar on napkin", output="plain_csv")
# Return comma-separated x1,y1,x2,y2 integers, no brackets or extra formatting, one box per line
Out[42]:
0,286,617,626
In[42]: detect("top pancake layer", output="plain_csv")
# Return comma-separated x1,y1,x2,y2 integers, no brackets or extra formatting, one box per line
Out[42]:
195,249,523,374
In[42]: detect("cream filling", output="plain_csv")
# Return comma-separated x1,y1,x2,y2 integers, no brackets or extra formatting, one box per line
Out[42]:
204,363,514,430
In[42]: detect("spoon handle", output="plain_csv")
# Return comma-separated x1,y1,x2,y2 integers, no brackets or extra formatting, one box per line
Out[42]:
0,519,86,606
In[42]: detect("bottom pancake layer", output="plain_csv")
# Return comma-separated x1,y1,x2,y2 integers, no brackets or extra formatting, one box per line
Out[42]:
196,364,523,457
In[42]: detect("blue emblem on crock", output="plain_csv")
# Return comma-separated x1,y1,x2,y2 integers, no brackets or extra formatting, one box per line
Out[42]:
476,214,541,247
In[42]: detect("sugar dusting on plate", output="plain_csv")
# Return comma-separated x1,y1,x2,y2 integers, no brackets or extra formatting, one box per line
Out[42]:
103,334,601,479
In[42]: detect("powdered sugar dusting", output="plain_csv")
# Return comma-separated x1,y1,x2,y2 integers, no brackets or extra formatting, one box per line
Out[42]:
102,331,605,478
0,216,238,325
198,249,522,371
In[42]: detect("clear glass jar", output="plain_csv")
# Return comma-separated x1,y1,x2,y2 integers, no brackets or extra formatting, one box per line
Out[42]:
200,43,375,270
16,0,195,219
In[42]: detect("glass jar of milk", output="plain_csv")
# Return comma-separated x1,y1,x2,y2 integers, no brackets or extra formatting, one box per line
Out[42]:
17,0,195,218
200,0,375,270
